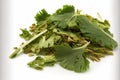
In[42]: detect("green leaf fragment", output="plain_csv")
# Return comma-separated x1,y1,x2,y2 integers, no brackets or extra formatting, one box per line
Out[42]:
55,5,75,14
20,28,32,41
77,15,118,49
55,42,90,72
28,57,44,70
48,12,74,29
39,34,58,48
28,55,56,70
35,9,50,23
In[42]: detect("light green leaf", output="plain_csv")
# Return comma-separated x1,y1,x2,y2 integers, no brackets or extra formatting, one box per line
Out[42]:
20,28,32,41
28,55,56,70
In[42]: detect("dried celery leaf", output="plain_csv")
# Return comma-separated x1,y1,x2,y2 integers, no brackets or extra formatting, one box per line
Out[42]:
77,15,118,49
55,42,90,72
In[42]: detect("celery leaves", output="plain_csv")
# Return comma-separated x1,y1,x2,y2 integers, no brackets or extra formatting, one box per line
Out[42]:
10,5,118,72
77,15,118,49
55,42,90,72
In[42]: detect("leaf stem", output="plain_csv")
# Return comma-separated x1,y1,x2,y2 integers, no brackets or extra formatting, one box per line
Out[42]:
73,42,90,50
9,29,48,58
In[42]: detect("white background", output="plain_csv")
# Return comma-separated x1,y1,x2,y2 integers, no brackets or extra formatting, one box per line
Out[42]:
0,0,120,80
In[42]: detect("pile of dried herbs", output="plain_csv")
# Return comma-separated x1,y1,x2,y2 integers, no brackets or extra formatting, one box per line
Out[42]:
10,5,118,72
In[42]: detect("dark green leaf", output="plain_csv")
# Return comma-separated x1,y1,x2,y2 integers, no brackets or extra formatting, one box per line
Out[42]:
55,42,90,72
55,5,75,14
35,9,50,23
77,15,118,49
